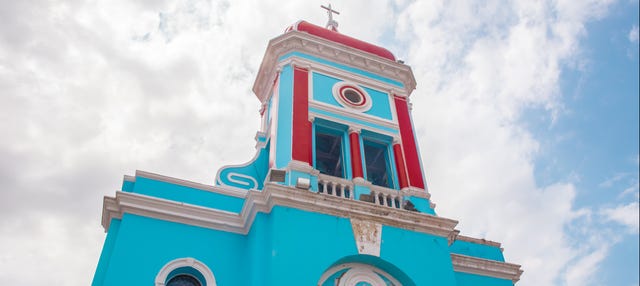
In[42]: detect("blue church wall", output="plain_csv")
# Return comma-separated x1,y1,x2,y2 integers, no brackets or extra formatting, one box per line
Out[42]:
265,206,358,285
408,196,437,215
310,72,394,121
274,64,294,169
449,240,506,262
279,51,404,88
92,219,121,286
455,272,514,286
95,214,248,286
124,176,245,213
380,225,458,285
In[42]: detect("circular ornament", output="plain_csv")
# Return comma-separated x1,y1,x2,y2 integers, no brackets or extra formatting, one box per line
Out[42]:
332,82,372,111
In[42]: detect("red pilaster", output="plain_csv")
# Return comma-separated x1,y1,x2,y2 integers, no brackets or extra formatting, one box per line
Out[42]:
291,66,312,166
393,95,425,189
393,143,410,189
349,131,364,179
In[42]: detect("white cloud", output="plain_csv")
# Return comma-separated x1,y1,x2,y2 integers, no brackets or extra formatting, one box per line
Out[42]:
629,25,639,43
395,0,620,285
600,202,640,233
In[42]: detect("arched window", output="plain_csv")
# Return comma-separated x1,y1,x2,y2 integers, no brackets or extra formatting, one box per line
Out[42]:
155,258,216,286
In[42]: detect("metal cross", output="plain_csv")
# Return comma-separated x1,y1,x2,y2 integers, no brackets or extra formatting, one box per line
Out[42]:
321,4,340,31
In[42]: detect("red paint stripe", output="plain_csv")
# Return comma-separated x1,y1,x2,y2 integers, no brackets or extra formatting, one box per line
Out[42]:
349,132,364,179
394,96,425,189
291,67,312,165
393,144,409,189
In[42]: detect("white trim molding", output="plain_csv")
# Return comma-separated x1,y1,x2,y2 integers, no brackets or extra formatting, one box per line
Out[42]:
102,172,459,242
155,257,216,286
451,254,523,283
253,31,416,102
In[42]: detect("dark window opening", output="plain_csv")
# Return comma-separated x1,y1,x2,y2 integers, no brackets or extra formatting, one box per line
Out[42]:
364,140,393,188
343,89,362,104
315,131,344,178
167,275,201,286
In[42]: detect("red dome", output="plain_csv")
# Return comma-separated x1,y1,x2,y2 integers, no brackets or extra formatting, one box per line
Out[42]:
287,21,396,61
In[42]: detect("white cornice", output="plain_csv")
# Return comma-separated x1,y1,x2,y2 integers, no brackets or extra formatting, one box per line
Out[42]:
102,181,459,242
253,31,417,103
451,253,523,283
455,235,502,248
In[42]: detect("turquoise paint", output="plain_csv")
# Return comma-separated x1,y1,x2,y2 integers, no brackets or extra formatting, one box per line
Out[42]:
455,272,514,286
449,240,506,262
275,65,294,169
354,184,371,200
279,52,404,87
380,225,458,285
362,86,393,120
310,106,398,134
92,219,121,286
312,72,343,107
127,176,245,214
311,72,393,121
408,196,436,215
267,206,360,285
217,142,270,190
98,213,248,286
121,180,134,192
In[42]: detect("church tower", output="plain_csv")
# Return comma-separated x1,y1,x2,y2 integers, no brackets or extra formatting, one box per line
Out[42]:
93,11,523,286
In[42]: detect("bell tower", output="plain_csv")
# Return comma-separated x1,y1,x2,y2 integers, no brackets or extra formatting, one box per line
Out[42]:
216,19,435,213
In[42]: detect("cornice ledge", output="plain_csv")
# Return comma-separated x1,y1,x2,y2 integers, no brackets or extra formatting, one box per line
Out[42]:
102,191,246,234
451,253,523,283
254,31,416,102
100,182,459,242
262,183,459,239
455,235,502,248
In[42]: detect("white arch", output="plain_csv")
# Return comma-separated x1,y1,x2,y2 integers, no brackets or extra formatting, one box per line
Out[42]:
155,257,216,286
318,262,402,286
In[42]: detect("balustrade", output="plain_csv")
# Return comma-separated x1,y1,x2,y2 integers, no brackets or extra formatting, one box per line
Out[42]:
315,175,403,209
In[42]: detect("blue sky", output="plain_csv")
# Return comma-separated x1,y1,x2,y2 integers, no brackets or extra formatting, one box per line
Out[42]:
0,0,637,285
528,1,639,284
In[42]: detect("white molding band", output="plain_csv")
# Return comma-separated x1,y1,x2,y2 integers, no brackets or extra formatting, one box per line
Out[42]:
155,257,216,286
253,31,416,102
102,174,458,240
451,253,523,283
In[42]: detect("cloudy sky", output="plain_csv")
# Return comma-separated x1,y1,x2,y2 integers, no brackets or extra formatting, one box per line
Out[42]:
0,0,638,285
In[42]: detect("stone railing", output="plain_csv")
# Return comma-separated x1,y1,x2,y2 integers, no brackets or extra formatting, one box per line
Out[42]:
316,175,404,209
369,185,403,209
317,174,355,200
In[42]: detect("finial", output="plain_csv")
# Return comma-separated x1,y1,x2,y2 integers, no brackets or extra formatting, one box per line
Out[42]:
321,4,340,32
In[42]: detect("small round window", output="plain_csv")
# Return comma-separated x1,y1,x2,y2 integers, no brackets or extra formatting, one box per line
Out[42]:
332,82,372,111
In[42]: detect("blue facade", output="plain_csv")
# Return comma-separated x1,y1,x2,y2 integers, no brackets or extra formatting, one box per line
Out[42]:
94,20,521,286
